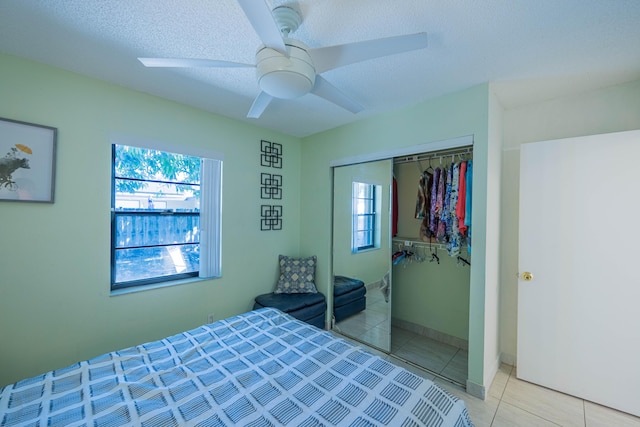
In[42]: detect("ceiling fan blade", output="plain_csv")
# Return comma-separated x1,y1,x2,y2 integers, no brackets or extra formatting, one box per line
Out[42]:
237,0,287,55
311,75,363,114
139,58,254,68
309,32,428,74
247,91,274,118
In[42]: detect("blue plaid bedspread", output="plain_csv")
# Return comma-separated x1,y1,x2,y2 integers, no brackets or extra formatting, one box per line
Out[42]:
0,308,473,426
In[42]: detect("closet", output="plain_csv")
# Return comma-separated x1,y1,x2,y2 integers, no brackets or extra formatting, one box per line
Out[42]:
391,146,472,385
331,143,473,386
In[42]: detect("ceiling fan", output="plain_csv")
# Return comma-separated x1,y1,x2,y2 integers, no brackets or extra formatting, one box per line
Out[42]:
138,0,428,119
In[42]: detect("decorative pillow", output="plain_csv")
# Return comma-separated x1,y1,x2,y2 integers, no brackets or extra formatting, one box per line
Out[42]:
274,255,318,294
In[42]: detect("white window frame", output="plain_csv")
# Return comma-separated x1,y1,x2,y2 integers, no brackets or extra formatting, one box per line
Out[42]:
351,181,382,253
110,135,223,293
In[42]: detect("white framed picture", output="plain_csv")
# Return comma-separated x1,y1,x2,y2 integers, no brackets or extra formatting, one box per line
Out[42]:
0,117,57,203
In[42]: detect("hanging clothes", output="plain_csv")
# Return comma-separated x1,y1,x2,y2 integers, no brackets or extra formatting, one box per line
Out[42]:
447,162,462,257
414,172,429,219
435,167,446,217
437,163,453,243
417,170,434,241
392,250,406,265
436,165,448,242
457,161,468,236
429,167,441,234
393,177,398,237
399,149,473,256
464,160,472,254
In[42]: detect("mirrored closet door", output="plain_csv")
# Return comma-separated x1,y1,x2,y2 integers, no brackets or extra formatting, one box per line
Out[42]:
331,159,392,352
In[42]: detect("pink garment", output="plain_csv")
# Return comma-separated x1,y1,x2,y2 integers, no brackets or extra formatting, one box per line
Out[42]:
456,161,468,235
393,177,398,236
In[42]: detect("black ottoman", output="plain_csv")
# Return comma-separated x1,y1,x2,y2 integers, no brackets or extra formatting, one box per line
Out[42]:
253,292,327,329
333,276,366,322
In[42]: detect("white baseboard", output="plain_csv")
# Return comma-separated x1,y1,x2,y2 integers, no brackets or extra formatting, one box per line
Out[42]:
391,318,469,350
465,379,486,400
500,352,516,367
483,353,502,399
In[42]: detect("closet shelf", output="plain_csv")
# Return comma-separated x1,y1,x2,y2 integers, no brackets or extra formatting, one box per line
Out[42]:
392,236,466,251
393,236,445,250
393,145,472,165
392,237,471,266
394,236,427,245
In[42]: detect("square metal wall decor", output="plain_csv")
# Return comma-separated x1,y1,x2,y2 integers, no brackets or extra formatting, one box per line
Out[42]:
261,173,282,199
260,139,282,168
260,139,283,230
261,205,282,231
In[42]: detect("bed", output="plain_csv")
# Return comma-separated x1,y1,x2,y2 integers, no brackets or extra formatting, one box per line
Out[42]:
0,307,473,426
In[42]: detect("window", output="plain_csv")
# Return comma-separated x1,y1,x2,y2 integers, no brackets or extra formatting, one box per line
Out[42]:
111,143,222,291
352,181,381,252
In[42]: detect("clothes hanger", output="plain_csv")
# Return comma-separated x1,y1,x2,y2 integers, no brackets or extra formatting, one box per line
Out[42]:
456,256,470,266
426,156,434,173
429,246,440,264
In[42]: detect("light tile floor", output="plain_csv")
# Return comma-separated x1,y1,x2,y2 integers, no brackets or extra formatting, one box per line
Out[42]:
447,364,640,427
334,290,640,426
392,326,468,385
334,335,640,426
334,285,392,351
335,284,468,384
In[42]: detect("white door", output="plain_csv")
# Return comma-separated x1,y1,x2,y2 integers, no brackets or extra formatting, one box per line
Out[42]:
517,129,640,417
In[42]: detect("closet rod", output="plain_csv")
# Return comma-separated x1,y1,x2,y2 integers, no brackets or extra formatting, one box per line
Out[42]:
393,237,449,251
393,145,472,165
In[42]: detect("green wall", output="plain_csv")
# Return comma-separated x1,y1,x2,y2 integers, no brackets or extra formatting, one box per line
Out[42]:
0,53,303,387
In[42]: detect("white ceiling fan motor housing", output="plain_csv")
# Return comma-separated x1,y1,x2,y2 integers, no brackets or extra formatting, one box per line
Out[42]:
256,38,316,99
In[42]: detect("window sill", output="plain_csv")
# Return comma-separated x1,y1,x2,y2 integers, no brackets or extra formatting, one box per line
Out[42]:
110,275,220,297
352,247,380,254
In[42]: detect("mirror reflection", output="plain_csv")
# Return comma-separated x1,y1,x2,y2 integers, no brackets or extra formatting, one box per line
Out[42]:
332,159,392,351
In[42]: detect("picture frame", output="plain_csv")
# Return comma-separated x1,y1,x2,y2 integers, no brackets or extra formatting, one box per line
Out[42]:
0,117,57,203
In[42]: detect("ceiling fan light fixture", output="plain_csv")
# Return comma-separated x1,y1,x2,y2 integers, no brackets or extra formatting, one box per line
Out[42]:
259,69,314,99
138,1,430,118
256,39,316,99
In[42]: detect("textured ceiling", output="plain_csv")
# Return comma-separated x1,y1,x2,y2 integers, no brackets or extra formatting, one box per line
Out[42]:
1,0,639,137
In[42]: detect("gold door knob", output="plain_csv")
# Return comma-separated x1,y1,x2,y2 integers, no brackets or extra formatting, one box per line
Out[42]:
521,272,534,281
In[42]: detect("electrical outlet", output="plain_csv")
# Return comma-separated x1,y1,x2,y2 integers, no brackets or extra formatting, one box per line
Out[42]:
207,313,215,323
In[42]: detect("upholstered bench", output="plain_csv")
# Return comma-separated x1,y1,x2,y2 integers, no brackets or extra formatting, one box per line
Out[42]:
253,292,327,329
253,255,326,329
333,275,366,322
